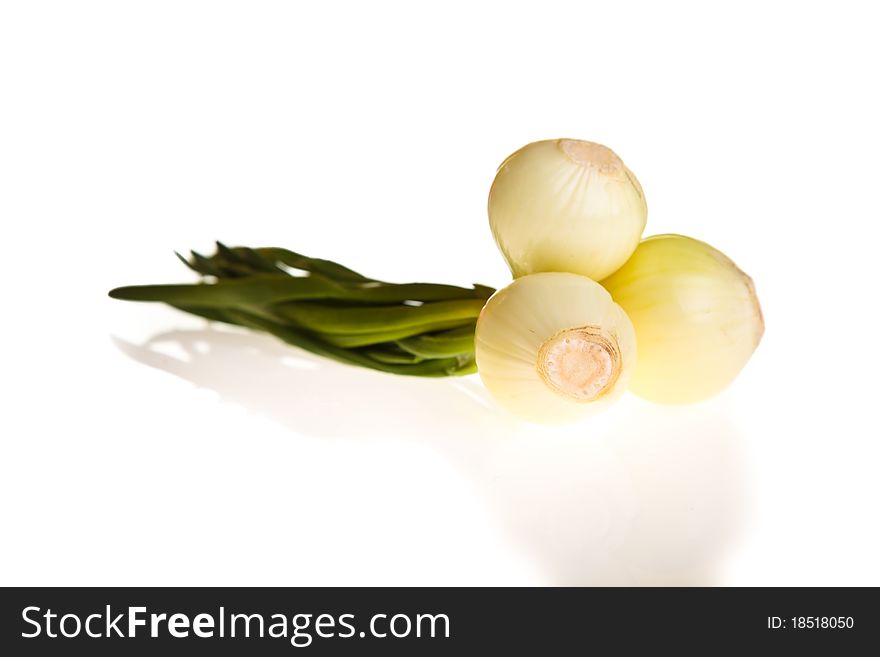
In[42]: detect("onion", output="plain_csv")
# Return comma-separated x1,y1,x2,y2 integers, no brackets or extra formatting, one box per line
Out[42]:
488,139,647,281
601,234,764,404
475,272,636,424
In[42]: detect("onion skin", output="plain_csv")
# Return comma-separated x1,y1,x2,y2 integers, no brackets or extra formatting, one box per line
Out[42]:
475,272,636,424
488,139,647,281
601,234,764,404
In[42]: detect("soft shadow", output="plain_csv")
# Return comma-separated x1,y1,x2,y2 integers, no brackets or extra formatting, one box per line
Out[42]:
486,404,751,585
114,325,751,585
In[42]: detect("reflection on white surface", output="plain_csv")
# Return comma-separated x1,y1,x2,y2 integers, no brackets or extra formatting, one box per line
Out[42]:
488,408,750,585
115,324,752,586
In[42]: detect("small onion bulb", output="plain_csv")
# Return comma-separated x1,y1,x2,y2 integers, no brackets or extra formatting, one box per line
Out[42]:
475,272,636,424
488,139,648,281
601,234,764,404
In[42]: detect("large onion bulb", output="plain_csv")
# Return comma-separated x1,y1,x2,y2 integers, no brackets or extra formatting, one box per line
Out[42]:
488,139,648,280
601,234,764,404
475,272,636,424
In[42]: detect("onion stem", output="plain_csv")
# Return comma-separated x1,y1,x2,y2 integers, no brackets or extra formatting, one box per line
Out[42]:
109,243,492,377
396,323,476,358
270,299,485,335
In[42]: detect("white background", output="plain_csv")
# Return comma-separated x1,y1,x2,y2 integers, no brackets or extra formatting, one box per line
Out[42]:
2,1,878,586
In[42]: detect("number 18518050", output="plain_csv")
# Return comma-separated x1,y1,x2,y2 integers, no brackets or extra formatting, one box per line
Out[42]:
768,616,854,629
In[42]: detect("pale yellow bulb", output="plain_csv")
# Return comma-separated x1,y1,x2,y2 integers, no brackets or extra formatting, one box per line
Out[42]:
488,139,647,280
475,272,636,424
601,234,764,404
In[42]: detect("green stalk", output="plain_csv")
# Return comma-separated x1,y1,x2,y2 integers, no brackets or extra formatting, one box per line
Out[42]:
318,319,476,348
109,243,494,378
111,276,493,307
269,298,485,335
396,323,477,358
227,309,475,376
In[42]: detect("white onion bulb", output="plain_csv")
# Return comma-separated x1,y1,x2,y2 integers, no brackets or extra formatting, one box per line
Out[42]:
475,272,636,424
601,234,764,404
488,139,648,281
